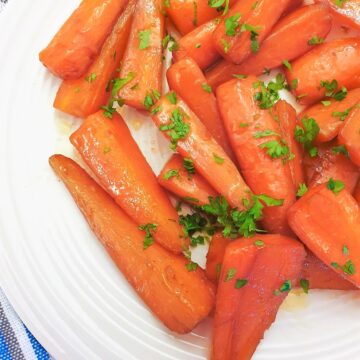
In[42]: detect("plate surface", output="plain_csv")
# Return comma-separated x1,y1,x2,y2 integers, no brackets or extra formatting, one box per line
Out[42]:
1,1,360,359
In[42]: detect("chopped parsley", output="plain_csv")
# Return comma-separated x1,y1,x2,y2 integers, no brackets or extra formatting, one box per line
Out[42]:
241,23,261,53
201,83,213,93
291,79,298,90
235,279,248,289
208,0,230,15
144,89,161,110
221,38,231,53
139,29,151,50
343,245,349,256
185,261,198,271
332,259,355,275
332,144,349,157
85,72,97,83
162,34,178,52
254,239,265,247
183,158,195,175
138,223,158,249
225,268,237,282
308,35,325,45
164,169,179,180
322,100,332,107
334,0,349,7
332,106,356,121
320,79,348,101
300,279,309,294
166,91,177,104
233,74,248,79
253,74,287,109
326,178,345,195
225,13,241,36
274,280,291,295
213,153,225,164
193,0,198,26
297,183,308,197
103,146,111,154
259,139,290,160
294,116,319,157
282,59,292,71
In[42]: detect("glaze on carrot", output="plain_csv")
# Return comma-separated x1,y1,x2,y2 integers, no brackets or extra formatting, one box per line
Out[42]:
354,179,360,203
53,0,135,118
39,0,128,79
70,111,184,254
49,154,215,334
212,234,305,360
117,0,165,110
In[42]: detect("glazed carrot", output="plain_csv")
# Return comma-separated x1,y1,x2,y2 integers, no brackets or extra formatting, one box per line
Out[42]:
206,3,332,89
316,0,360,31
70,111,184,254
49,155,215,334
213,0,292,64
288,184,360,288
158,154,217,206
173,18,220,70
217,77,296,235
53,0,135,118
274,100,305,190
151,94,252,210
338,106,360,167
117,0,165,110
205,233,230,283
39,0,128,79
354,180,360,203
212,235,305,360
286,38,360,105
300,88,360,144
284,0,304,15
166,57,234,159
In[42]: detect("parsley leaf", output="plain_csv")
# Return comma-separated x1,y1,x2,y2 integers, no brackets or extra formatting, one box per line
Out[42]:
85,72,97,83
308,35,325,45
183,158,195,175
332,144,349,157
166,91,177,104
186,261,198,271
296,183,308,197
320,79,348,101
139,29,151,50
300,279,309,294
274,280,291,295
254,239,265,247
282,59,292,71
334,0,349,7
235,279,248,289
241,23,261,53
327,178,345,195
294,116,319,157
253,74,287,109
138,223,158,249
208,0,230,15
164,169,179,180
225,268,237,282
201,83,212,93
213,153,225,164
259,139,290,160
225,13,241,36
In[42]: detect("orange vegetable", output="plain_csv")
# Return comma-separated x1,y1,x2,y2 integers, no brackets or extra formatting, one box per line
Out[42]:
70,111,184,254
212,234,305,360
205,233,230,283
284,0,304,15
173,18,220,70
304,143,359,193
206,3,332,89
117,0,165,110
39,0,128,79
354,179,360,203
158,154,217,206
151,94,251,210
288,184,360,288
49,154,215,334
316,0,360,31
166,57,234,159
213,0,292,64
286,38,360,105
299,88,360,144
216,77,296,235
53,0,135,118
338,105,360,167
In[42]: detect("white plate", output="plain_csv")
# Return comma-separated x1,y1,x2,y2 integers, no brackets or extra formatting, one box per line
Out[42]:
1,0,360,359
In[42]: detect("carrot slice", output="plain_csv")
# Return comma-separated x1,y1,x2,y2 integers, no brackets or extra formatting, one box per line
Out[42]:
49,154,215,334
216,77,296,235
166,57,234,159
286,38,360,105
151,94,251,210
212,234,305,360
158,154,217,206
300,88,360,144
173,18,220,70
117,0,165,110
53,0,135,118
70,110,184,254
39,0,128,79
338,106,360,167
213,0,292,64
288,184,360,288
206,3,332,89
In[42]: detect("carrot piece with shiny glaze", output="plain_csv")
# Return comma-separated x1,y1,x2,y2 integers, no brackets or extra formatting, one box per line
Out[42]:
166,57,234,159
49,155,215,334
53,0,135,118
206,3,332,89
216,77,296,235
288,184,360,288
39,0,128,79
286,38,360,105
212,234,305,360
117,0,165,110
213,0,292,64
158,154,217,206
70,111,184,254
151,94,251,210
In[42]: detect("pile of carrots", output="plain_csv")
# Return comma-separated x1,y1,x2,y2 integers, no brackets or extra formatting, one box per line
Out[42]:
40,0,360,358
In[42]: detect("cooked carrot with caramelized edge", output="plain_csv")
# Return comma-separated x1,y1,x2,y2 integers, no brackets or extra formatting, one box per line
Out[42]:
316,0,360,31
39,0,128,79
354,180,360,203
49,154,215,333
286,38,360,105
217,77,296,235
288,184,360,288
158,154,217,206
206,233,230,283
70,110,184,254
338,106,360,167
206,3,332,89
213,0,292,64
300,88,360,144
53,0,135,118
167,58,234,159
173,19,220,70
300,252,356,290
117,0,164,110
212,234,305,360
151,94,251,210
